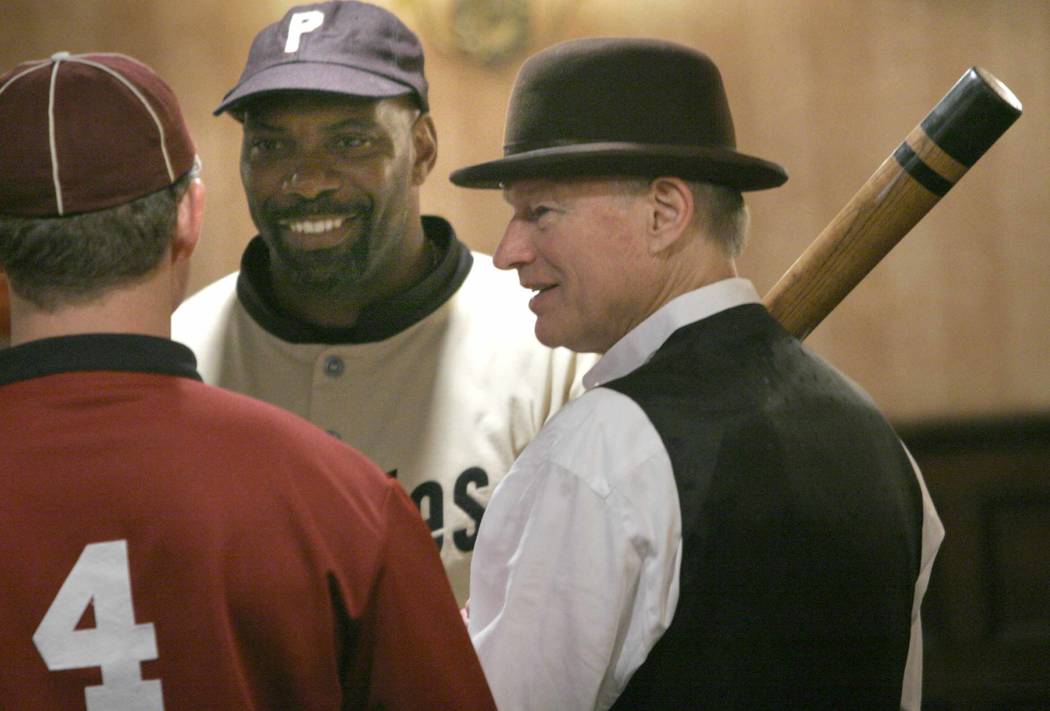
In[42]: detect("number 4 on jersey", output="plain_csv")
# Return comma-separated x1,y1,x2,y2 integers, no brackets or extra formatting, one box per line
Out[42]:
33,540,164,711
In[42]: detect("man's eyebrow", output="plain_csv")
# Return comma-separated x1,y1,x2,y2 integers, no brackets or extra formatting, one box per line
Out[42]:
321,117,376,132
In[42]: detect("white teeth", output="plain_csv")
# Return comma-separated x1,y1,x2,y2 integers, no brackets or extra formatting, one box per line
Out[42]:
284,217,345,234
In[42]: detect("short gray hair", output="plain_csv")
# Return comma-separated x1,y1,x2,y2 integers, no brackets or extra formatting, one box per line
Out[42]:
687,181,750,258
615,178,750,257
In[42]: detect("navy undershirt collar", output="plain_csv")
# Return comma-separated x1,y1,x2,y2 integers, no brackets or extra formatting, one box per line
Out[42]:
0,333,202,386
236,215,473,344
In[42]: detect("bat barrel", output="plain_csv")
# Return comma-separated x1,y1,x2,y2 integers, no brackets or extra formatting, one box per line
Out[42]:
764,67,1022,341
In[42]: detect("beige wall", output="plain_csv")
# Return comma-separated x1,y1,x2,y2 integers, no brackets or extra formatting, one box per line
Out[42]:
3,0,1047,420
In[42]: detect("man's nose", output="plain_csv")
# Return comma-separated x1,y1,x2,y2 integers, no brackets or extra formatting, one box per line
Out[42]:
282,161,339,200
493,220,535,271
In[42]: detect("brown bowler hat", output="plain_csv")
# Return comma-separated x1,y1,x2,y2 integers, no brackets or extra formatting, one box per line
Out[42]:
450,37,787,191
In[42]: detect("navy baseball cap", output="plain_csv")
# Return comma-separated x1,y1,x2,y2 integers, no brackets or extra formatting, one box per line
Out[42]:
216,1,429,116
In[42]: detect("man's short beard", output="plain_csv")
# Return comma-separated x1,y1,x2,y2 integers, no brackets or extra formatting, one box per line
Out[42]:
268,230,372,293
255,196,375,293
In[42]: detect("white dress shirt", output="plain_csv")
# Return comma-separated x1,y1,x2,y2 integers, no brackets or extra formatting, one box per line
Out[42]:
468,278,943,711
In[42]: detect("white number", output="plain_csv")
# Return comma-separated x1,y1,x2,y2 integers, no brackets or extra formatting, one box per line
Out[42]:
284,10,325,53
33,540,164,710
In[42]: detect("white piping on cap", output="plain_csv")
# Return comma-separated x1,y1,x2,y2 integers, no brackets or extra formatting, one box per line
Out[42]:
48,57,65,215
73,55,176,183
0,60,50,96
0,52,179,216
0,58,62,214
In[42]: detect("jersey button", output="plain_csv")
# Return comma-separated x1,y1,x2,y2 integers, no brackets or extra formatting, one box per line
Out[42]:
324,355,345,377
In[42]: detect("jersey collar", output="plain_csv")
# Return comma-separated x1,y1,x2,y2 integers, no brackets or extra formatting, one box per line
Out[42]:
0,333,202,386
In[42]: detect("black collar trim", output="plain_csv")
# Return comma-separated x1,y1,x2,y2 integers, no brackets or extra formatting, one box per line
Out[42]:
235,215,473,344
0,333,202,386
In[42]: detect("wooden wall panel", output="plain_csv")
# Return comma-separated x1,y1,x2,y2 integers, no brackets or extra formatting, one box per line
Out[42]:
2,0,1047,421
900,417,1050,710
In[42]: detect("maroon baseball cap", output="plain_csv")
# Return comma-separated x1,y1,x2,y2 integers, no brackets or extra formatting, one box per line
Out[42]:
0,52,196,218
216,1,429,116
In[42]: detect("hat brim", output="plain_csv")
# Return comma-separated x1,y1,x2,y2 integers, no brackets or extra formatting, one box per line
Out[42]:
214,62,417,116
449,143,787,191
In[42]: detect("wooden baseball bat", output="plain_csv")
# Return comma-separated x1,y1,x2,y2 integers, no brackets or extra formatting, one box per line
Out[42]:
763,67,1022,341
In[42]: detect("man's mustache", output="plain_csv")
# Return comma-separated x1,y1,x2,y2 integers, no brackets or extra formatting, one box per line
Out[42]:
262,196,371,222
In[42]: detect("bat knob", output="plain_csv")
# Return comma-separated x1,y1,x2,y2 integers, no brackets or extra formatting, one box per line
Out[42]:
922,67,1023,169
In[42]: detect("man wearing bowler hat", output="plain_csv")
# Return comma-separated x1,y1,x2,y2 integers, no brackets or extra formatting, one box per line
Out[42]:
452,38,943,710
172,0,592,604
0,51,495,709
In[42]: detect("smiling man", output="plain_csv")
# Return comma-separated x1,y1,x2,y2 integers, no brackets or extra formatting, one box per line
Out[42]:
451,37,944,711
239,92,432,326
172,1,592,604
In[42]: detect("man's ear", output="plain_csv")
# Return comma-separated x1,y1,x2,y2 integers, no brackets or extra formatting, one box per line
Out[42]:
170,178,205,310
173,178,205,263
645,176,694,255
412,113,438,186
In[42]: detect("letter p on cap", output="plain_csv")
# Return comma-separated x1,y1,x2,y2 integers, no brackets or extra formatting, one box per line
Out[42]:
285,10,324,53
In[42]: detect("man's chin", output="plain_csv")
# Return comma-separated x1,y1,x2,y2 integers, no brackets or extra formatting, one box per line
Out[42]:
271,245,365,290
534,321,567,350
535,320,605,354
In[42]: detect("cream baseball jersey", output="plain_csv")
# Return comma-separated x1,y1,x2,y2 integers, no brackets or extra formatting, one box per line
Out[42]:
173,218,594,602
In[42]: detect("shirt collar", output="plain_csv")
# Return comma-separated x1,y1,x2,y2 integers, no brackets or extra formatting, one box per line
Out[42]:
235,215,473,344
583,277,761,389
0,333,201,386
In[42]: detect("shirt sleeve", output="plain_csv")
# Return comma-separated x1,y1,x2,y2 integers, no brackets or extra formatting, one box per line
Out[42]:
469,390,681,711
354,480,497,711
899,445,946,711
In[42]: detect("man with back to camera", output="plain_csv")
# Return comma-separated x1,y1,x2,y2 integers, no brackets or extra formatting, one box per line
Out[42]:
172,0,593,603
0,50,495,710
451,37,944,710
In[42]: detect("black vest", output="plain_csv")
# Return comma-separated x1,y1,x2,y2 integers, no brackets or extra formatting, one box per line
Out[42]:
607,304,923,711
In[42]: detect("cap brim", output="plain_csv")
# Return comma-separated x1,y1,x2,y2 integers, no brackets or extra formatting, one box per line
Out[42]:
449,143,788,191
215,62,416,116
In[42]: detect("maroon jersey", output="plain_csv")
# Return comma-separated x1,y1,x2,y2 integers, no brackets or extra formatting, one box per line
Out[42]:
0,334,495,711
